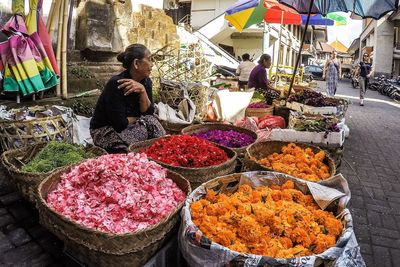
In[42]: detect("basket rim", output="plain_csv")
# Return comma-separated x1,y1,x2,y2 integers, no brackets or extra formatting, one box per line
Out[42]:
181,123,258,150
37,166,191,239
129,136,238,171
246,140,336,177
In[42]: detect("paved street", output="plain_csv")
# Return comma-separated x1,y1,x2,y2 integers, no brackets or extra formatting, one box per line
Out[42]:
0,80,399,266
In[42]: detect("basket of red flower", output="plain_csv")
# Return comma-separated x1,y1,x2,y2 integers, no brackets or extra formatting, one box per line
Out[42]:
37,153,191,267
179,171,365,267
129,135,237,188
244,141,336,182
181,123,257,156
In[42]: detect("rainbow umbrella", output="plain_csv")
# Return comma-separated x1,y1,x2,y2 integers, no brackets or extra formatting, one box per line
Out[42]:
25,0,59,76
225,0,267,32
225,0,301,32
326,13,347,26
301,14,334,25
12,0,25,14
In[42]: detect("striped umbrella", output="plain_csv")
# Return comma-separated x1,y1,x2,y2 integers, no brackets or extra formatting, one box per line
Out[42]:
225,0,301,32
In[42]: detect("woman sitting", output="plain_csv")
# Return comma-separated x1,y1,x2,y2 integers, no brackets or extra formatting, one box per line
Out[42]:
90,44,166,153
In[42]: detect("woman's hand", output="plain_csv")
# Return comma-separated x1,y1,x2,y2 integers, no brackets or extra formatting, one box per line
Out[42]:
117,79,146,96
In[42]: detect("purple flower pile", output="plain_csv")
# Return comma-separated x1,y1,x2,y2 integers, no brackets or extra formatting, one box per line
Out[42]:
192,129,255,148
248,102,270,109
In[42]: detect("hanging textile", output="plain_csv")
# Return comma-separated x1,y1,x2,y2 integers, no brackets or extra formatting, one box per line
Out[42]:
26,0,59,75
0,15,58,96
12,0,25,15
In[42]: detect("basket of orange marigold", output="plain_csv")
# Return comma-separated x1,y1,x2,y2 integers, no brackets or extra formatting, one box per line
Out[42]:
179,171,365,267
243,141,336,182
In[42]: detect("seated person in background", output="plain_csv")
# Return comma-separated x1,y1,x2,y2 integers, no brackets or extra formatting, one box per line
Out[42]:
236,53,255,89
90,44,166,153
248,54,279,103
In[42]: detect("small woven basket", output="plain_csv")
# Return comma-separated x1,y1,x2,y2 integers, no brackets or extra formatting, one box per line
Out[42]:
243,141,336,178
159,79,208,114
245,106,274,118
1,143,106,204
181,123,257,157
37,167,191,267
0,111,73,152
129,137,237,189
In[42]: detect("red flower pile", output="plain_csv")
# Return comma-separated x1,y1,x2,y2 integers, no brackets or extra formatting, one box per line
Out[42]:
142,135,229,168
46,153,186,234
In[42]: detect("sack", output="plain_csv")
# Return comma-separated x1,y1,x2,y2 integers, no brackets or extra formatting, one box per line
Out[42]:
258,115,285,129
179,172,365,267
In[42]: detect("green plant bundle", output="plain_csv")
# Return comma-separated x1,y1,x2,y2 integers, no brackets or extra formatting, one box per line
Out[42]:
22,142,95,173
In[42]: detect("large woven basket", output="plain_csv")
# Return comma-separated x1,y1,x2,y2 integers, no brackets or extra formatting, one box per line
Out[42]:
181,123,257,157
0,109,73,152
243,141,336,178
1,143,106,204
129,137,237,189
37,167,191,267
245,106,274,118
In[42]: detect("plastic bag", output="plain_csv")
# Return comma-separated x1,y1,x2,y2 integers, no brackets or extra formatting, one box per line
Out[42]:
258,115,285,129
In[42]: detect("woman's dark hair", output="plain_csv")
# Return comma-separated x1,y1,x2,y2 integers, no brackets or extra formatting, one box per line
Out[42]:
117,44,148,69
242,53,250,61
258,54,271,64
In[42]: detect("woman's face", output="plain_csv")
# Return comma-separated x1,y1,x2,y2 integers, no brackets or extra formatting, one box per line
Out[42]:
331,52,337,59
132,49,153,78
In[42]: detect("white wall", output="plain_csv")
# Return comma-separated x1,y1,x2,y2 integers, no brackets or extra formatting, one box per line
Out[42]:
191,0,236,29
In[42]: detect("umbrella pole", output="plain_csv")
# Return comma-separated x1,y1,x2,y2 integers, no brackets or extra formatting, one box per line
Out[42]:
287,0,314,97
275,11,284,88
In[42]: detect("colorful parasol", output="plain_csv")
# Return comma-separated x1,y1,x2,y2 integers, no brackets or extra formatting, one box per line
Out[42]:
25,0,59,75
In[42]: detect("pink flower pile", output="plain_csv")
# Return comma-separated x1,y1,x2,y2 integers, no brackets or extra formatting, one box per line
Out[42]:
46,153,186,234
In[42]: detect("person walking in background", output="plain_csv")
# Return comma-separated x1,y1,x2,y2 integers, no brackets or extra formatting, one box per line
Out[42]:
236,53,255,89
323,50,341,97
356,53,373,106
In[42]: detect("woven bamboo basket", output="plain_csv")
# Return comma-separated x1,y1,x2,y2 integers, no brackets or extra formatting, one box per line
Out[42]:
0,115,73,151
181,123,257,157
159,79,208,113
37,167,191,267
129,137,237,189
0,143,106,204
245,106,274,118
243,141,336,178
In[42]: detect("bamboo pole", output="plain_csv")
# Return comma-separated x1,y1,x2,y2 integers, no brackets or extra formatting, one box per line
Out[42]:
61,0,69,100
55,0,65,97
47,0,59,33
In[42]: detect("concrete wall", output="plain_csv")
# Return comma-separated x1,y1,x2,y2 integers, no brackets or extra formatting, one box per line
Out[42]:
191,0,235,29
373,18,394,76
